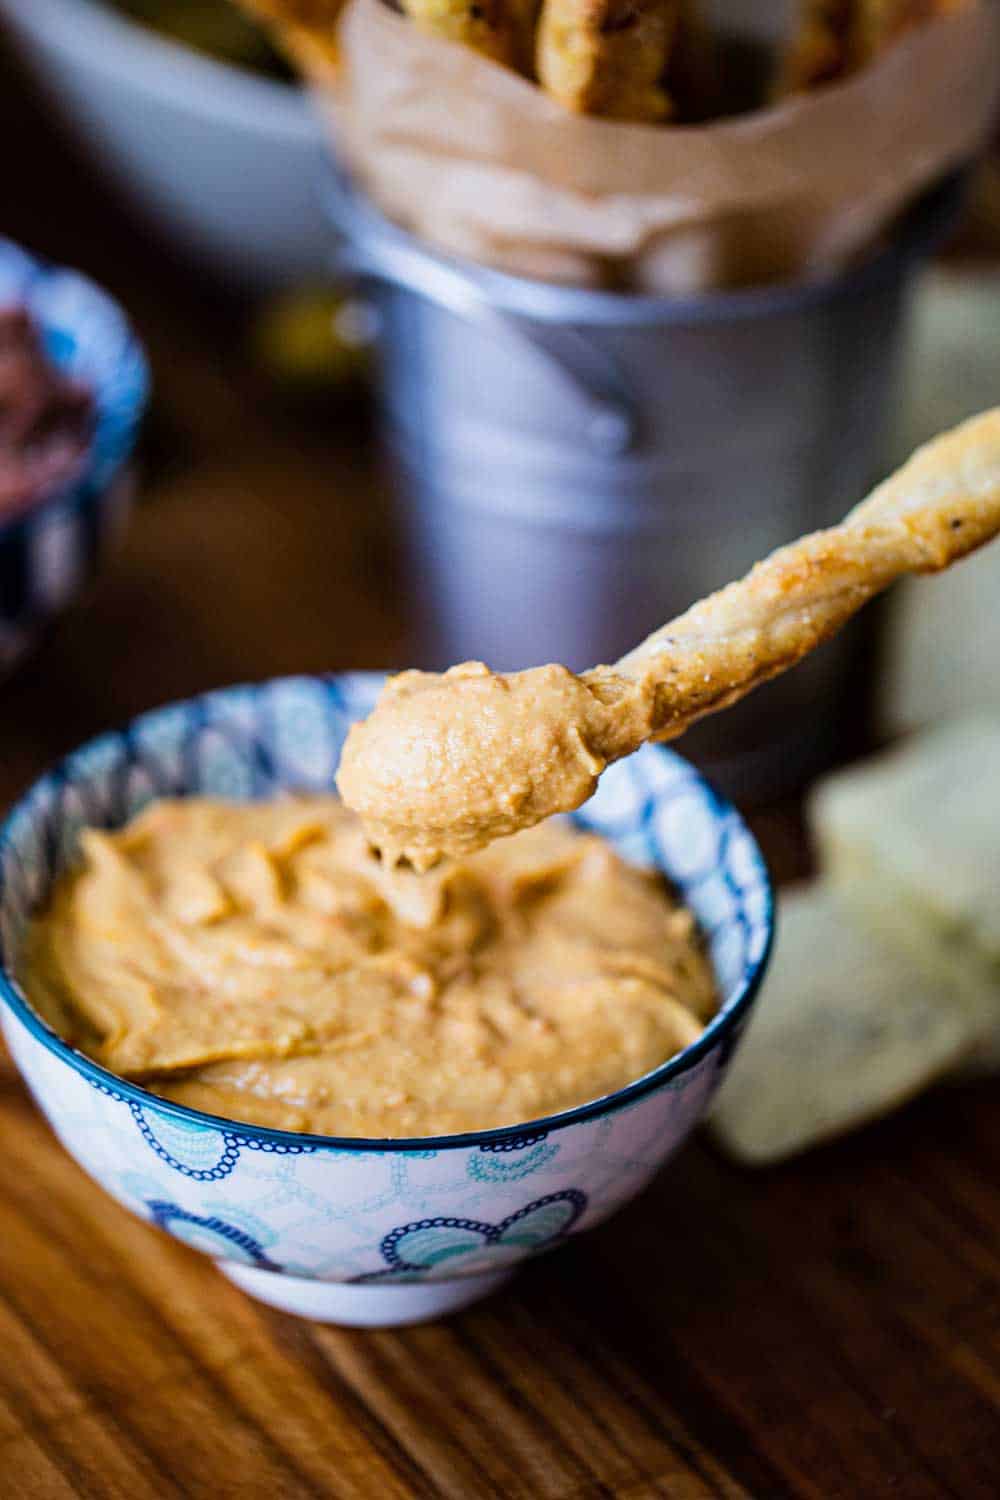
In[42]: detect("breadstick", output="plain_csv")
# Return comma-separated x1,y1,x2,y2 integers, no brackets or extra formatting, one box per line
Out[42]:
780,0,971,93
779,0,854,92
852,0,972,62
400,0,538,71
237,0,536,75
233,0,346,72
536,0,682,121
615,407,1000,736
338,410,1000,868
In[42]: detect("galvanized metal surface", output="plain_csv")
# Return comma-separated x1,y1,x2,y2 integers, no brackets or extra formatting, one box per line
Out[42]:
326,172,961,799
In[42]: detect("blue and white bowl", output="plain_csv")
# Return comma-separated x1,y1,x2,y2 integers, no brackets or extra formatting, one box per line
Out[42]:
0,238,149,677
0,675,773,1326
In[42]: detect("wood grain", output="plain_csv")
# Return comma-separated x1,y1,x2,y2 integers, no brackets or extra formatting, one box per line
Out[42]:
1,1042,999,1497
1,38,998,1500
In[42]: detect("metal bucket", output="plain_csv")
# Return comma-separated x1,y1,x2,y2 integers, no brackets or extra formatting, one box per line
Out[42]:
326,171,962,800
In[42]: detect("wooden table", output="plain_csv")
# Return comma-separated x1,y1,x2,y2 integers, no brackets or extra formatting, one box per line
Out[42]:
2,46,999,1500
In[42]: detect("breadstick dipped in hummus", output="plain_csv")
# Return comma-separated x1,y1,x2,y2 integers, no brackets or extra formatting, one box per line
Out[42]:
338,409,1000,869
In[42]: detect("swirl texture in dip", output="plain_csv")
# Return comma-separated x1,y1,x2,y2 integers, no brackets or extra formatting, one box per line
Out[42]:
23,797,715,1137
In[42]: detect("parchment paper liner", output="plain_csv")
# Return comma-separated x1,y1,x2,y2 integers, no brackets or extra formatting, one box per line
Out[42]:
308,0,998,291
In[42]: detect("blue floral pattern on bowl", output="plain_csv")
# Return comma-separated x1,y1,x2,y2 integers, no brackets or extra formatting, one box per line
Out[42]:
147,1202,283,1270
0,238,148,675
354,1191,588,1284
0,674,772,1310
468,1136,560,1183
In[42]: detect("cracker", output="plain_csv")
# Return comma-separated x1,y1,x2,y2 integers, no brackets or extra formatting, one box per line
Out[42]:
811,718,1000,1072
709,886,975,1165
812,718,1000,965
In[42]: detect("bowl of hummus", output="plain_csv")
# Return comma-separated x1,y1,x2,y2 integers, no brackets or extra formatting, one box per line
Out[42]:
0,674,772,1326
0,238,148,678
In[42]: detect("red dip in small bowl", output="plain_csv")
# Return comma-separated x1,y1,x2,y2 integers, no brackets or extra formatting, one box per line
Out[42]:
0,307,95,523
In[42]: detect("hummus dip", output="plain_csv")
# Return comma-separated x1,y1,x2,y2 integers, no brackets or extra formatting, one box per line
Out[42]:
23,797,716,1137
335,661,651,872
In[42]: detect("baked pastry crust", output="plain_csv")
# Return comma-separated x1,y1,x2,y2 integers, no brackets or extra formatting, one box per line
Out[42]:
621,407,1000,743
400,0,539,70
781,0,972,92
535,0,682,119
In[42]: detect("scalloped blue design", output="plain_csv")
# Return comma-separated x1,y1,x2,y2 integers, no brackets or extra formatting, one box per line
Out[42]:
381,1218,494,1268
355,1190,587,1282
497,1191,587,1245
147,1201,283,1270
130,1105,243,1181
237,1136,317,1156
468,1141,559,1182
131,1105,320,1179
478,1132,549,1152
88,1078,129,1101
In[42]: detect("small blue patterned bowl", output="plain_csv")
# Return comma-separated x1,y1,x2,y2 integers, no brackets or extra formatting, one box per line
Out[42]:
0,675,773,1326
0,238,149,676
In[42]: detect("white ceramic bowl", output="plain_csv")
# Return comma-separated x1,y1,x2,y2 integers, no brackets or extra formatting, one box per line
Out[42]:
0,0,330,288
0,674,773,1326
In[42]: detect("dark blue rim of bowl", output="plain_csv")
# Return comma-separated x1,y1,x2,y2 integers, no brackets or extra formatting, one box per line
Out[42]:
0,238,150,542
0,676,775,1153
